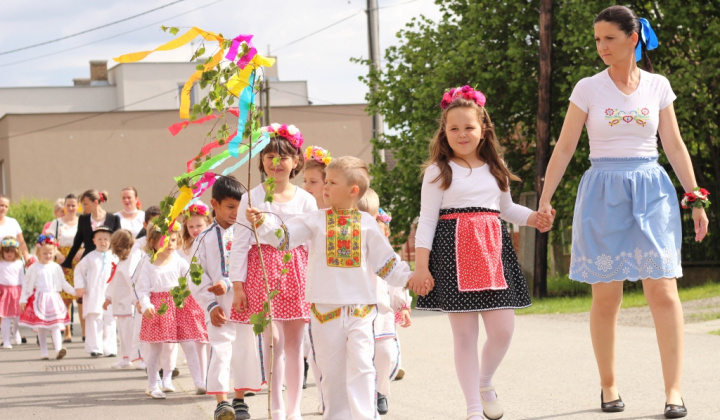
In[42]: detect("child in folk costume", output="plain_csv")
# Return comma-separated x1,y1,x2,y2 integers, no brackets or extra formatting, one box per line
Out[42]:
356,189,412,416
0,237,25,348
136,226,208,399
103,229,137,368
74,226,118,357
189,176,261,420
246,156,413,420
19,234,75,359
230,124,317,420
407,86,553,420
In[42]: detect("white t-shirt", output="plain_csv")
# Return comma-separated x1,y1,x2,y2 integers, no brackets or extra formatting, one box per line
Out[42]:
0,260,24,286
569,68,676,158
115,210,145,238
0,217,22,240
415,162,533,250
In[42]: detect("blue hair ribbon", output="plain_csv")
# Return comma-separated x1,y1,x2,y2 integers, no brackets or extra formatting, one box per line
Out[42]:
636,18,658,62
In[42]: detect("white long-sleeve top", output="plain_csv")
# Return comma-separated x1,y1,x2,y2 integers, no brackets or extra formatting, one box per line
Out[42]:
136,252,189,314
229,184,317,283
20,262,75,304
375,274,411,338
74,250,118,316
105,258,134,316
0,260,24,286
189,221,233,315
256,209,412,305
415,162,533,250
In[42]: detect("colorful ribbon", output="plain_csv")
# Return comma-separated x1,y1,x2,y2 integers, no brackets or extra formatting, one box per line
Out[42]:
636,18,658,62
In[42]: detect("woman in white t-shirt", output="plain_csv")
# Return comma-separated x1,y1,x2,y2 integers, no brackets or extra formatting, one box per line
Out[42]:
115,187,145,238
0,196,30,263
538,6,707,418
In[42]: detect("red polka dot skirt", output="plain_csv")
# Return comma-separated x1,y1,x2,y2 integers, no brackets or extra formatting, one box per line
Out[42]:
140,291,208,343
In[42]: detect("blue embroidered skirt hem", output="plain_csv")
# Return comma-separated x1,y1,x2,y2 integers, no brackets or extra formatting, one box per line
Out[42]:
569,156,683,283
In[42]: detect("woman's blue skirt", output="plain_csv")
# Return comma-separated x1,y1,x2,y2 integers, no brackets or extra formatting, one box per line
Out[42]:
569,156,682,283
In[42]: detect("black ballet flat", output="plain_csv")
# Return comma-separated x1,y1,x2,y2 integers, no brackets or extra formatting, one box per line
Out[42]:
664,399,687,419
601,391,625,412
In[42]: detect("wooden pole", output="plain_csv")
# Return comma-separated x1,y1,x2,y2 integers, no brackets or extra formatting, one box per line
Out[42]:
534,0,553,298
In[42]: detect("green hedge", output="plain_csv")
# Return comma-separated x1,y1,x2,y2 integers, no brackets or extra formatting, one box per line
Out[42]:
7,198,54,245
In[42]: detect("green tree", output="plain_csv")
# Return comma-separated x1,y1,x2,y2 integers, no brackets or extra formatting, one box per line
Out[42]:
359,0,718,260
7,198,54,245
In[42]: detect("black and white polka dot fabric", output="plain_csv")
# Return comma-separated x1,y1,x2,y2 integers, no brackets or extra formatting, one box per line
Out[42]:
417,207,532,312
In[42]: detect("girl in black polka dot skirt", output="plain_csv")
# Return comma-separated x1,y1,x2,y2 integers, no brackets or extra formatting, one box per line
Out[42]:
407,86,554,420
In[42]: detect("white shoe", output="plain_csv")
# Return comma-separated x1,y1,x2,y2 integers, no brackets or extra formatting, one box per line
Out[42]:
135,360,146,370
162,378,175,393
480,386,503,420
2,344,12,349
146,387,166,399
111,359,132,369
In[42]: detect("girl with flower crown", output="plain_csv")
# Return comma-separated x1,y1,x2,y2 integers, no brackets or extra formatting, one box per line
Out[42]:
229,123,317,420
179,201,213,262
19,234,76,360
407,86,553,420
0,236,25,348
538,6,708,418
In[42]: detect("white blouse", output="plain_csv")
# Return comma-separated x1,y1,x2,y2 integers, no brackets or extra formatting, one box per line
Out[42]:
46,218,78,247
74,250,118,315
105,258,134,316
0,260,24,286
0,217,22,239
136,252,189,313
115,210,145,238
20,262,75,303
415,162,533,250
229,184,318,283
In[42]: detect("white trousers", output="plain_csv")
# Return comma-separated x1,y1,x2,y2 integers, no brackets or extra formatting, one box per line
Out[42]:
103,306,117,356
84,313,104,354
310,304,378,420
115,315,135,360
374,337,400,396
131,309,144,362
207,321,263,394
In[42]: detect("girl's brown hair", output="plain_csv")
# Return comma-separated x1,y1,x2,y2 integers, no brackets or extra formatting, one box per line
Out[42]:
424,98,520,191
258,137,305,179
80,189,109,204
1,236,21,261
181,213,212,252
110,229,134,261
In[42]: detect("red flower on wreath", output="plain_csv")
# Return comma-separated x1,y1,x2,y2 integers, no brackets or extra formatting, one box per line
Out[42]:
684,193,697,202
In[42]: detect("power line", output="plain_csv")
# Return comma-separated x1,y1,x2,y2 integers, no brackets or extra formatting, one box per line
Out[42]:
0,0,187,56
0,0,228,68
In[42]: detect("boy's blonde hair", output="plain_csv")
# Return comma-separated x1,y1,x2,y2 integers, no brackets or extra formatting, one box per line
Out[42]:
110,229,135,261
326,156,369,198
357,187,380,217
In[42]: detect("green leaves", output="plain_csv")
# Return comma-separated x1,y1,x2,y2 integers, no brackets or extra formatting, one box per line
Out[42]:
282,252,292,264
160,26,180,36
264,177,276,203
248,289,281,335
190,259,205,286
157,301,169,316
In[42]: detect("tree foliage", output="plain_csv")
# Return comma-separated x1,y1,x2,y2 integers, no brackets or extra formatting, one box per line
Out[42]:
359,0,718,260
7,198,54,245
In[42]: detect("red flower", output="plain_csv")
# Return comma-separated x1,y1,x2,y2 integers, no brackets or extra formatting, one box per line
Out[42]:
699,188,710,196
685,193,697,202
328,230,335,237
338,217,347,226
277,124,290,139
328,257,334,264
641,107,649,115
605,108,614,116
353,229,360,237
345,259,354,266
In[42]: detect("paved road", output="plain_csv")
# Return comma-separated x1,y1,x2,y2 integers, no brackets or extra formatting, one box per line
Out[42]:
1,308,719,419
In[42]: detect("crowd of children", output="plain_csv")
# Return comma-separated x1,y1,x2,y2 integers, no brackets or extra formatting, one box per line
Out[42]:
0,84,554,420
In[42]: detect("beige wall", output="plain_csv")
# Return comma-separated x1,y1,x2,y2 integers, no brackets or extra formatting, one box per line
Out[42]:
0,104,372,212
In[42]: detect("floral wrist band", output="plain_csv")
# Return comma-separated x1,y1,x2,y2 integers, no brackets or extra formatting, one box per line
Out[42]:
681,187,711,209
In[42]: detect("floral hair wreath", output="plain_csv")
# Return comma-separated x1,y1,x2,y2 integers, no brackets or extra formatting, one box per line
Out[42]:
185,201,210,217
305,145,332,165
0,238,19,248
262,123,304,149
440,85,487,110
155,220,182,233
377,208,392,224
36,234,57,246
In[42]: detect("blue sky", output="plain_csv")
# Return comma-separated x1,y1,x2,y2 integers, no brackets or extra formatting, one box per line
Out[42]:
0,0,441,104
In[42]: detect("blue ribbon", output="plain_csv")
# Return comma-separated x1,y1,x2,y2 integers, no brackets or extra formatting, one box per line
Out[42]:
636,18,658,62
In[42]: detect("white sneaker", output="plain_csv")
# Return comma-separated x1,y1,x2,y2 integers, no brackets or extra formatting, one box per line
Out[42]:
135,360,146,370
146,387,166,399
2,344,11,349
111,359,132,369
162,378,175,393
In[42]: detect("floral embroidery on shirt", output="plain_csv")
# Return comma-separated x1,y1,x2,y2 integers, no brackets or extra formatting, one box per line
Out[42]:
604,107,650,127
352,304,375,318
311,304,341,323
326,209,361,268
376,256,396,279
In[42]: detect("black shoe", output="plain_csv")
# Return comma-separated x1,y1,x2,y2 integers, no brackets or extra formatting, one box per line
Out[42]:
21,337,27,344
244,391,255,397
601,391,625,412
664,399,687,418
377,392,388,415
90,352,102,357
232,398,251,420
303,358,309,389
214,401,235,420
82,336,85,342
172,367,180,378
105,353,116,357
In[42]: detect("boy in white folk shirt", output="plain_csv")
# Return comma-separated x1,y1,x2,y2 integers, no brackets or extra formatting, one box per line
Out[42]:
245,156,417,420
189,176,262,420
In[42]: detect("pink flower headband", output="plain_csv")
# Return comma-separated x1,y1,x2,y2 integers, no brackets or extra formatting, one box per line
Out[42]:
440,85,487,110
305,145,332,165
376,208,392,224
262,123,304,149
185,201,210,217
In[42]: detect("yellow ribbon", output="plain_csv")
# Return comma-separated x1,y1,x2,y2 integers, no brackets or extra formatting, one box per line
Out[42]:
226,54,276,96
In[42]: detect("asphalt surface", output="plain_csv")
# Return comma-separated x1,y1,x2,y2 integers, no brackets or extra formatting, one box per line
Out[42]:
1,307,718,419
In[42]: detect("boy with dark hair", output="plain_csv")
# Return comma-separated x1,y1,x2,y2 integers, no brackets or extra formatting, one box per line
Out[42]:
189,175,261,420
135,205,161,239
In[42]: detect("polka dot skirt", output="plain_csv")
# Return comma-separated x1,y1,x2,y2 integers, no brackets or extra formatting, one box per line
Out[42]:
417,207,532,313
140,291,208,343
230,244,311,324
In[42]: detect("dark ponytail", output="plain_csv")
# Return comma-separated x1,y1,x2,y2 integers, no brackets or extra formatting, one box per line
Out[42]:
595,5,654,73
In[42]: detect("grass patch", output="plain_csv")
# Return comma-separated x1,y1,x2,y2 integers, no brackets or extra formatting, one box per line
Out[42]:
518,281,720,315
709,330,720,336
686,312,720,323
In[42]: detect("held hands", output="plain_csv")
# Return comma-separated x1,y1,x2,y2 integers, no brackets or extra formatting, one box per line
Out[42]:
398,308,412,328
407,268,434,297
102,299,111,310
246,207,262,225
143,307,157,319
536,202,556,233
693,207,709,242
210,306,228,327
208,281,228,296
75,288,86,299
232,282,248,313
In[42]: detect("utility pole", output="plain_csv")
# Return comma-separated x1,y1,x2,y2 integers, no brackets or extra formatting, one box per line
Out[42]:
534,0,553,298
367,0,385,163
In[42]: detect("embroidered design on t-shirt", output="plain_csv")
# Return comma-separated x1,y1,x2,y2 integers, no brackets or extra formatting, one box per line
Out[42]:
326,209,361,268
604,107,650,127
